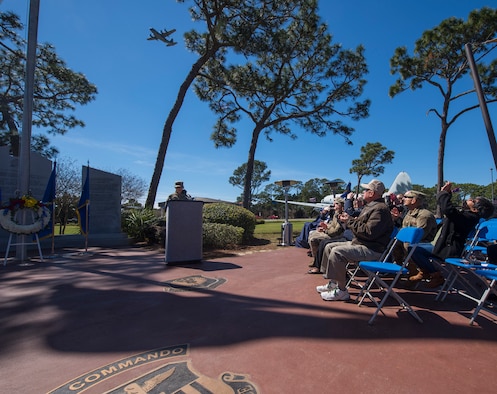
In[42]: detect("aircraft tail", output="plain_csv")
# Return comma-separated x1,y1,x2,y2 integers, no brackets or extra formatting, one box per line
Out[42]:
385,172,412,196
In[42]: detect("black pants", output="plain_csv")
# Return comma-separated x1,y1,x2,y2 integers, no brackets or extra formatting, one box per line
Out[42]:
311,238,339,269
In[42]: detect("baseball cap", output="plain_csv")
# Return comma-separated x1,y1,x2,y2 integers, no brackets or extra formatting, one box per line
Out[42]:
360,179,385,195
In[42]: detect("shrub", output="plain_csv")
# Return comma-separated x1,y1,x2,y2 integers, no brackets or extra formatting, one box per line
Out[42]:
203,203,256,241
122,209,160,244
203,223,244,249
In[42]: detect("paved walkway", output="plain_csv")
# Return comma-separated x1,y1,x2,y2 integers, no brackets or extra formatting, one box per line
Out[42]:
1,246,497,393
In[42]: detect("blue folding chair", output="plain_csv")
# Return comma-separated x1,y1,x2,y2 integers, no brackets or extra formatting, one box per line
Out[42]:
437,219,497,302
346,227,399,289
357,227,425,325
469,269,497,325
462,218,497,258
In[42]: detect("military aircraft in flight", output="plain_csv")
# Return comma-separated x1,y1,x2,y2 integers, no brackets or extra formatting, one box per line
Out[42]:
273,172,412,209
148,28,177,46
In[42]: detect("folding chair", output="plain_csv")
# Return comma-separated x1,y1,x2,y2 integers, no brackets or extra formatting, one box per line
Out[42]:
469,268,497,325
346,227,399,289
464,218,497,255
357,227,424,325
437,219,497,301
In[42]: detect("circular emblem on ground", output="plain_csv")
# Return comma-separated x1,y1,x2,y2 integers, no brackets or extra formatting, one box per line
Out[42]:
107,361,258,393
164,275,226,292
47,345,258,394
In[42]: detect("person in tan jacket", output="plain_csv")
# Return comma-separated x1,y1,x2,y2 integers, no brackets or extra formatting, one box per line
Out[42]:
307,198,347,273
393,190,438,284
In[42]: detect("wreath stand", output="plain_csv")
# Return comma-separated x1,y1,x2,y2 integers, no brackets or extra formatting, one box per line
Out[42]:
3,209,44,266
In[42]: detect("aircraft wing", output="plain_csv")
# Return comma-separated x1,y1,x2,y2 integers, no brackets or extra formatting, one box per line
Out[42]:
148,28,177,45
148,28,162,41
273,200,331,209
160,28,176,37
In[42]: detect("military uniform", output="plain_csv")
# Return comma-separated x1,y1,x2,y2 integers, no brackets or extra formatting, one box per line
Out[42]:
402,207,438,243
167,181,193,201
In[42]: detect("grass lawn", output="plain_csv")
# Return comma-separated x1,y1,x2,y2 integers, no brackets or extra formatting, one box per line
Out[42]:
55,220,311,246
54,224,80,235
254,219,306,234
254,219,308,244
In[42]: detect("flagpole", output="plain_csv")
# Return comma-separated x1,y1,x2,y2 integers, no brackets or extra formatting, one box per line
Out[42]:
86,162,89,252
50,160,56,255
85,198,89,252
17,0,40,263
50,200,55,254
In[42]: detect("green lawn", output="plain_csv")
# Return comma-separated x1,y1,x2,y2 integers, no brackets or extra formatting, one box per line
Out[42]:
57,220,310,240
253,219,308,244
54,224,80,235
254,219,307,235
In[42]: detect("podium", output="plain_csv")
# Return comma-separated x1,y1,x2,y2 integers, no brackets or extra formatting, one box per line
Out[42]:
165,200,203,264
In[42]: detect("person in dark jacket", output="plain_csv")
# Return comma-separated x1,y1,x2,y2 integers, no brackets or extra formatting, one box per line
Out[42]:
409,181,494,287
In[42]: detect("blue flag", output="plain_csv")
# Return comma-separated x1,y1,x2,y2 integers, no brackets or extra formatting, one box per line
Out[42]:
77,166,90,236
38,162,56,240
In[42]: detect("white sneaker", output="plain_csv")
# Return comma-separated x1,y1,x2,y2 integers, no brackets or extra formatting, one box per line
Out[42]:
321,288,350,301
316,281,338,293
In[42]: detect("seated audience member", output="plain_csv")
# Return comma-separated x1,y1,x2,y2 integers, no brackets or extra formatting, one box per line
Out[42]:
394,190,437,278
386,193,406,228
344,192,364,217
294,206,332,249
307,198,348,274
309,194,361,273
409,181,494,288
316,180,394,301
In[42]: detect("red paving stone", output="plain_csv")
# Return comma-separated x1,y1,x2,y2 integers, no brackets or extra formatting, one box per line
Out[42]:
1,245,497,393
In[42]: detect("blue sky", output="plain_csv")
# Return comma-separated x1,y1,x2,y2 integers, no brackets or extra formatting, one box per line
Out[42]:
3,0,497,206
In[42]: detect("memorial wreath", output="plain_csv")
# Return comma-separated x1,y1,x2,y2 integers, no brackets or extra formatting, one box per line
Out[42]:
0,195,51,235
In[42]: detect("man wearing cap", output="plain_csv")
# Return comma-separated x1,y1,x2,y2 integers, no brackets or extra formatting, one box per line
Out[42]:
402,190,438,243
316,179,394,301
167,181,193,201
397,190,438,282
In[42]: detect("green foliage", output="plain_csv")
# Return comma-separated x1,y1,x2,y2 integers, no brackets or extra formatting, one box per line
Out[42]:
203,203,256,241
146,0,309,208
229,160,271,204
202,223,244,249
350,142,395,193
122,209,160,244
194,0,370,208
0,11,97,158
388,7,497,190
